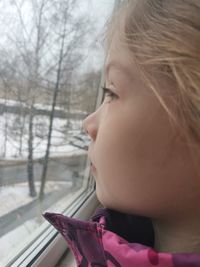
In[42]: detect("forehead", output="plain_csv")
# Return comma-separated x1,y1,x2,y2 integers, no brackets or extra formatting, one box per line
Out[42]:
105,34,136,80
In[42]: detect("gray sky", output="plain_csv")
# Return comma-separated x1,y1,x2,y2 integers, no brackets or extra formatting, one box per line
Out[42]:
76,0,116,73
0,0,116,74
78,0,117,74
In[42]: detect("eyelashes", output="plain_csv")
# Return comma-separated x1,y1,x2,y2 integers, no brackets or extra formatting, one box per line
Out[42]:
101,86,118,103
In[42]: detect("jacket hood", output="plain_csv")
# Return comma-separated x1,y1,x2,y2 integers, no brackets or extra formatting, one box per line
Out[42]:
43,208,200,267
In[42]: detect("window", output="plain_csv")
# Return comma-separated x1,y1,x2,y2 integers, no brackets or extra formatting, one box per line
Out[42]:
0,0,115,266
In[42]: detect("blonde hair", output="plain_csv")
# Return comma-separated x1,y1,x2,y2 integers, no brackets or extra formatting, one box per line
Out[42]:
107,0,200,149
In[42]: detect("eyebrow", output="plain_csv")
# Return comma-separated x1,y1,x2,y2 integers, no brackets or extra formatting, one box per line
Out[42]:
105,61,132,79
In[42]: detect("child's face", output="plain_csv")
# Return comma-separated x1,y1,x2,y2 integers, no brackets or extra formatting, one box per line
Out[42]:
83,39,199,219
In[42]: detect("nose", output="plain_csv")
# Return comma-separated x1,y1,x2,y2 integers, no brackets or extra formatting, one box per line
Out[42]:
83,111,98,141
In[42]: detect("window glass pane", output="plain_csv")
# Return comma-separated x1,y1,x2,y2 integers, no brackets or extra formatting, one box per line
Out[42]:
0,0,114,265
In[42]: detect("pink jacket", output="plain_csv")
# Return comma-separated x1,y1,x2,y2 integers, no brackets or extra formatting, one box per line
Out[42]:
44,208,200,266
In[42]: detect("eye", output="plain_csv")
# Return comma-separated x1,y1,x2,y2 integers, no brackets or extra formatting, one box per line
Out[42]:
101,86,118,103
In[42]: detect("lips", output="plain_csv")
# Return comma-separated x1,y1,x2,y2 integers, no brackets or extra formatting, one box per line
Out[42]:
89,157,96,173
90,162,97,173
88,147,96,173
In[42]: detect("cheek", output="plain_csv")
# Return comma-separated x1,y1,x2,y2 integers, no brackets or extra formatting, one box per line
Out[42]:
93,130,135,210
95,119,134,174
95,104,173,176
93,113,186,216
93,126,152,214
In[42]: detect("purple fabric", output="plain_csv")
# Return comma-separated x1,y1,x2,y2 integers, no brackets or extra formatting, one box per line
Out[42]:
43,208,200,267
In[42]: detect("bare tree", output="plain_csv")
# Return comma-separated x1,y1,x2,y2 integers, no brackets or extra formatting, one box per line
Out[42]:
0,0,50,197
0,0,94,199
39,0,92,199
10,0,46,197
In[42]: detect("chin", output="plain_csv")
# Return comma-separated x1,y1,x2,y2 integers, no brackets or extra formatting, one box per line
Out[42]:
95,189,110,208
96,189,105,206
96,190,120,212
96,189,149,216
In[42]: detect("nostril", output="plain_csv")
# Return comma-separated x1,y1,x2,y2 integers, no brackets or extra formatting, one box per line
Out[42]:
82,113,97,141
82,120,88,135
84,128,89,136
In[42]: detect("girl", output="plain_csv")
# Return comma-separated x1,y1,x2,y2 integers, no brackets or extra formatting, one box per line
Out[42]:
44,0,200,266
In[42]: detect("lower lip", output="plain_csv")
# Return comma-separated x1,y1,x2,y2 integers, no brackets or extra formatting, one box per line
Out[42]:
90,163,96,173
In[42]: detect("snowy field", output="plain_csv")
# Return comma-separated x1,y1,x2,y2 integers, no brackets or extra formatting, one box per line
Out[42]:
0,98,88,114
0,102,90,266
0,181,73,217
0,110,88,160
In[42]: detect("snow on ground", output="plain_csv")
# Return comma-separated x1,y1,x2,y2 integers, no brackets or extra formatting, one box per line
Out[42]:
0,98,88,114
0,98,65,111
0,98,27,107
0,181,72,217
0,101,90,265
0,112,87,160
